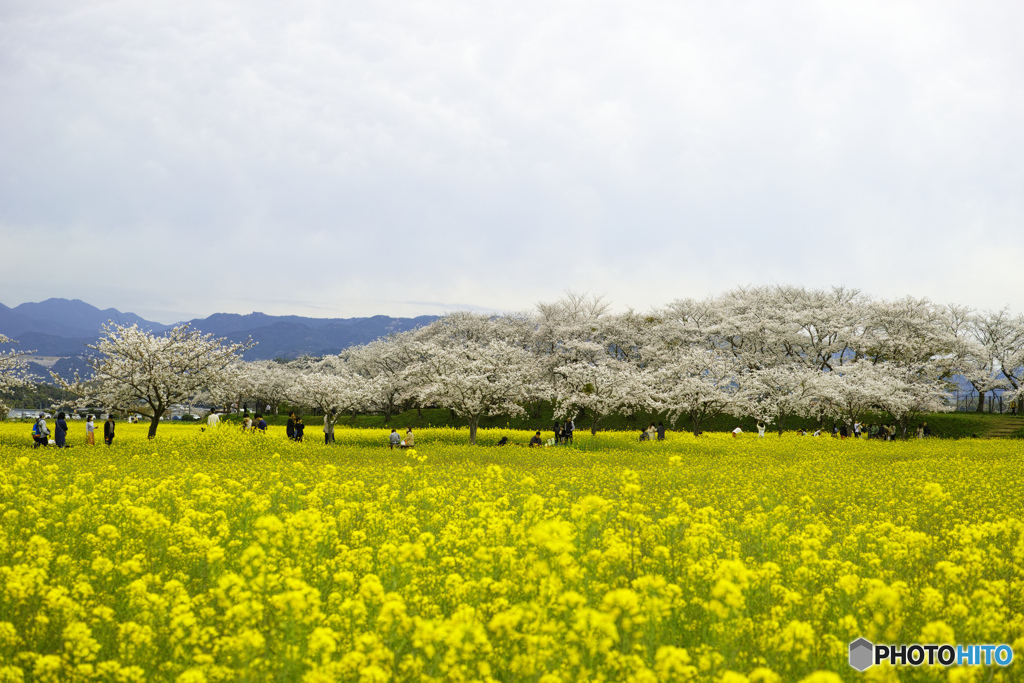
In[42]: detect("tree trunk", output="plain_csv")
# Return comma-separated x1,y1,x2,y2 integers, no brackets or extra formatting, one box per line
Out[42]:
591,413,599,435
469,416,480,445
976,390,986,413
148,413,160,439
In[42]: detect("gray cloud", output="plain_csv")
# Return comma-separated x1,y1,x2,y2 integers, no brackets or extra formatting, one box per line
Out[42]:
3,1,1023,322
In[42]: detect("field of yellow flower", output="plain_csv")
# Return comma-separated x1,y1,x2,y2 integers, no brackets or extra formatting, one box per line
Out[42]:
1,421,1022,682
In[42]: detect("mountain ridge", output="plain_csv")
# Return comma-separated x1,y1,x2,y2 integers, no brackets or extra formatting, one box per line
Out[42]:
0,298,439,366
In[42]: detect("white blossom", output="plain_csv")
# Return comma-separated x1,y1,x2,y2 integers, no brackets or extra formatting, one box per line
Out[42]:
53,323,252,438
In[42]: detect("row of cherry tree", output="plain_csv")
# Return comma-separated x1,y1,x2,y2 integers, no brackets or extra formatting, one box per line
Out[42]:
213,287,1024,442
4,286,1022,440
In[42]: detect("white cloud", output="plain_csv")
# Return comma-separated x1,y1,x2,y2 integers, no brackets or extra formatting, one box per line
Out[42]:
2,0,1024,321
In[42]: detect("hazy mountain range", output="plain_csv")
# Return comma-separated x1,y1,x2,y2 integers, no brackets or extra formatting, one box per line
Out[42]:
1,298,439,382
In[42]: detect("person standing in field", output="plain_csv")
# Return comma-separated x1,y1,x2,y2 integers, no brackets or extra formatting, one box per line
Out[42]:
287,412,296,440
54,412,68,448
565,418,575,444
657,421,666,441
207,410,220,428
33,414,49,448
295,417,305,442
647,423,657,442
324,409,336,445
757,421,766,438
103,415,115,446
86,415,95,445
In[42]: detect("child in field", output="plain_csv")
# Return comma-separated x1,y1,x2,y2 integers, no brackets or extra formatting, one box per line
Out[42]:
295,417,305,442
86,415,95,445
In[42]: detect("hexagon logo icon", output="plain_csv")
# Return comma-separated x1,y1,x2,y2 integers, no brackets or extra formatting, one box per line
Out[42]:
849,638,874,671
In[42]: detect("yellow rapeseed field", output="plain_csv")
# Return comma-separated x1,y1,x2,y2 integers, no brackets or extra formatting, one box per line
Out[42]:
0,421,1022,682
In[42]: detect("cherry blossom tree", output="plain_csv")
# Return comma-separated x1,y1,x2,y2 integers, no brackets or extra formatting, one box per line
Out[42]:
964,308,1024,412
646,348,740,437
877,366,953,439
553,351,644,435
248,360,293,415
818,361,894,433
287,366,367,417
413,338,534,444
345,333,419,421
0,334,35,419
735,364,820,436
53,323,253,438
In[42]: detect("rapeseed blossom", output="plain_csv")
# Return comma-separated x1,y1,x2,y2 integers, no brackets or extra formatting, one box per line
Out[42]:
0,421,1022,681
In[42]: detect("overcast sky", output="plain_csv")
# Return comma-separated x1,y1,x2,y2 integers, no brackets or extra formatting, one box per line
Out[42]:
2,1,1023,323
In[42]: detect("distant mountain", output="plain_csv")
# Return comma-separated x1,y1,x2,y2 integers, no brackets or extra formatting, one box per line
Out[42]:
0,298,440,376
5,298,168,338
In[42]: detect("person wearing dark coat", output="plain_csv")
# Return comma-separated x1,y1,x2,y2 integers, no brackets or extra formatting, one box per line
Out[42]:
54,412,68,448
103,415,116,446
286,413,296,440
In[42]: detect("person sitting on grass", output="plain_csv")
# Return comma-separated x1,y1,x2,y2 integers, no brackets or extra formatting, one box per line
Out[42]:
389,428,401,449
639,428,649,442
402,428,414,448
553,421,564,444
529,431,542,447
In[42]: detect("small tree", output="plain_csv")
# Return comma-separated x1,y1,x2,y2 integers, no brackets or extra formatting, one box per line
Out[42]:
54,323,253,438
